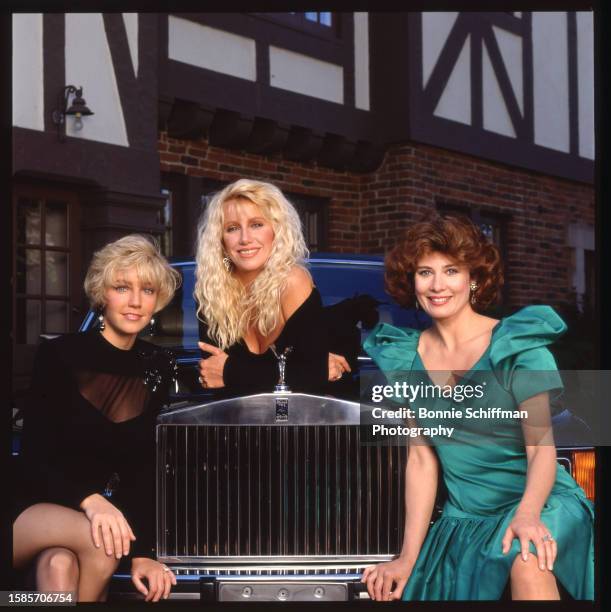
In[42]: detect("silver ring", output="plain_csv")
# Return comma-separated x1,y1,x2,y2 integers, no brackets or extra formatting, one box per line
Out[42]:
542,534,554,542
162,565,170,573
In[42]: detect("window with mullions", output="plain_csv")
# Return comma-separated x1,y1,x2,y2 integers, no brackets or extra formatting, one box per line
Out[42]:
289,194,328,252
301,12,333,26
437,203,506,251
15,195,74,343
280,11,338,36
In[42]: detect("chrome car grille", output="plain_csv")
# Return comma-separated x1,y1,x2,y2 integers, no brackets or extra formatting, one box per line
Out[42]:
172,566,370,576
157,425,406,560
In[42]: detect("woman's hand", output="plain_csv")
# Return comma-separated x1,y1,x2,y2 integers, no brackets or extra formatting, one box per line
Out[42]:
80,493,136,559
131,557,177,602
361,556,414,601
328,352,351,381
198,341,228,388
501,509,557,571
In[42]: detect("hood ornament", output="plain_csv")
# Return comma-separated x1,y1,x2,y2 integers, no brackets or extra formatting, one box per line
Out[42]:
270,344,293,423
270,344,293,394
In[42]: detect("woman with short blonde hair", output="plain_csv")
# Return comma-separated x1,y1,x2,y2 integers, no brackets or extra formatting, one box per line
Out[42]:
84,234,180,313
13,234,180,602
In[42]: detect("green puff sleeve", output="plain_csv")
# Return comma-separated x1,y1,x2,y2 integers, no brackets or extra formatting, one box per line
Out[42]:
363,322,421,372
363,322,421,404
489,305,567,405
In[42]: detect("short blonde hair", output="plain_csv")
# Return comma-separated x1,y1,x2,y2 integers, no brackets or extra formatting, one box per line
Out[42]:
84,234,181,312
194,178,309,349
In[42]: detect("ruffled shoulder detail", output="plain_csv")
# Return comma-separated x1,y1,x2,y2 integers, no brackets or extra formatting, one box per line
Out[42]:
489,305,567,369
363,322,422,373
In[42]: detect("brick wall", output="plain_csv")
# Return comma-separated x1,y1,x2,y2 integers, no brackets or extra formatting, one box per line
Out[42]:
363,143,594,307
159,131,363,253
159,132,594,307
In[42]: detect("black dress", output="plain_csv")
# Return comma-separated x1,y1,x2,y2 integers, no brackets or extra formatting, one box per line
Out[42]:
13,330,175,560
198,287,375,397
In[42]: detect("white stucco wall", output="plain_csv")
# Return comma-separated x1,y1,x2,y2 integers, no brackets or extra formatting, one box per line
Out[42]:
532,12,570,153
576,12,594,160
422,11,593,162
492,26,523,115
168,16,256,81
354,12,370,111
433,35,471,125
12,13,44,131
422,12,459,88
483,43,516,137
122,13,139,78
270,46,344,104
65,13,129,146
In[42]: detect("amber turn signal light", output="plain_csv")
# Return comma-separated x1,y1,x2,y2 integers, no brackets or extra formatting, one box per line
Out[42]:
571,449,595,501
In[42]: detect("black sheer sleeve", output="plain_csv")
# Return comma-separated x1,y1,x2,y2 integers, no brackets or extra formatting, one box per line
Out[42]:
20,340,104,510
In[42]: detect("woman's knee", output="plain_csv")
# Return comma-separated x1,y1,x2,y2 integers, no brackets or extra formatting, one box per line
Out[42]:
37,548,79,587
14,503,97,566
511,553,555,590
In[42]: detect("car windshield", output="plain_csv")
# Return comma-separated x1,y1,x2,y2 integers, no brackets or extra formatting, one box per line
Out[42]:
137,261,429,351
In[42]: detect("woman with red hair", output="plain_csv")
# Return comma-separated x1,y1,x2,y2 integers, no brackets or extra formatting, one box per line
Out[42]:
361,215,593,601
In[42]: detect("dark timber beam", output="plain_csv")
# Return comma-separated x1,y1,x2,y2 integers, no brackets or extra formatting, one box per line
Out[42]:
166,100,214,140
283,126,324,162
208,109,254,149
245,118,289,155
348,141,386,173
317,134,355,171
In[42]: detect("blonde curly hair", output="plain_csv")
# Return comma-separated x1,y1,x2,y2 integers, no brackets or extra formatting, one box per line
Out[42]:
194,179,309,350
84,234,181,312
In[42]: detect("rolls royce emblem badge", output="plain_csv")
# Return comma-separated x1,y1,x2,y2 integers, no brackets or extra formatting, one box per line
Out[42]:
275,397,289,422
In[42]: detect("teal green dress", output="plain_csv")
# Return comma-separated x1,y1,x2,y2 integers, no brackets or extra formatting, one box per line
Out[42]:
363,306,594,600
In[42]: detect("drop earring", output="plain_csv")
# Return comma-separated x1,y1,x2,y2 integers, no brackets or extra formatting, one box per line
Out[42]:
149,317,156,336
470,281,479,305
223,256,232,272
98,314,105,332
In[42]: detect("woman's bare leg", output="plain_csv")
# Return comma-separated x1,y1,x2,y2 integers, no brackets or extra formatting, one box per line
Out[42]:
510,553,560,600
35,548,79,594
14,503,120,602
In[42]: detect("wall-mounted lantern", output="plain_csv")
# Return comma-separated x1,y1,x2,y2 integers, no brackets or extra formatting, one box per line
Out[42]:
52,85,94,141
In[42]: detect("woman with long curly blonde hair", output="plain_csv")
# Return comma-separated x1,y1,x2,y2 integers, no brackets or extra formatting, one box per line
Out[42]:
194,178,350,393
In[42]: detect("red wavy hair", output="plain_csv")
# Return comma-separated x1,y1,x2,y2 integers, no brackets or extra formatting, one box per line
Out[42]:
385,215,504,311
